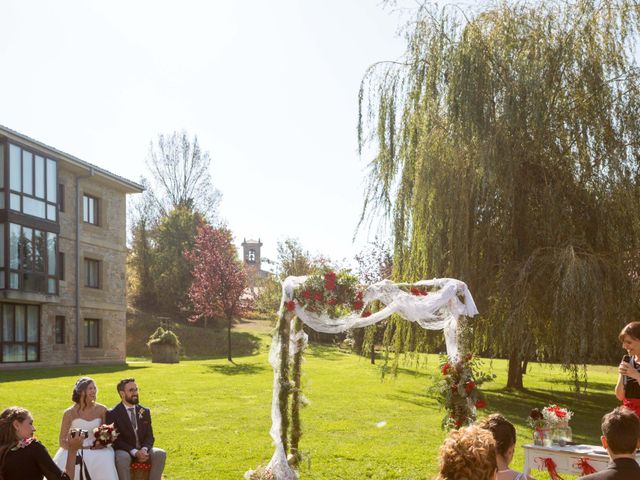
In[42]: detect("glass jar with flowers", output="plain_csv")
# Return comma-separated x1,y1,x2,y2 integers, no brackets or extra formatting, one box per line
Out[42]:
528,408,552,446
542,405,573,446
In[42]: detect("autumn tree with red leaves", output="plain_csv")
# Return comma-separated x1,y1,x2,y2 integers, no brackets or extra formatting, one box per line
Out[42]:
185,225,249,362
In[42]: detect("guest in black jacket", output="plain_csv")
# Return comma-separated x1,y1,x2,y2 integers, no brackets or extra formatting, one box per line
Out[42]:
581,407,640,480
0,406,82,480
106,378,166,480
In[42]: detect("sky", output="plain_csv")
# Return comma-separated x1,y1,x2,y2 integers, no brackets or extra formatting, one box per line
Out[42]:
1,1,411,268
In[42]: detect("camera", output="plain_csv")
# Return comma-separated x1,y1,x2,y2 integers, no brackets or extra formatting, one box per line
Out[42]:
70,428,89,439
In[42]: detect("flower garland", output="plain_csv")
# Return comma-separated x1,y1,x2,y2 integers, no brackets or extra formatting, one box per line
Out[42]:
434,354,494,429
288,269,369,318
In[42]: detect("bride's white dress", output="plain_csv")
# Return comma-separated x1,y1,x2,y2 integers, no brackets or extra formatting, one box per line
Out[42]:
53,418,118,480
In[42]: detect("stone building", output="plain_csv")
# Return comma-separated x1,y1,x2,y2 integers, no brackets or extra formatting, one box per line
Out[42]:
0,125,142,367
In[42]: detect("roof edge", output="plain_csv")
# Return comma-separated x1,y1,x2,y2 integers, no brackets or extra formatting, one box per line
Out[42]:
0,124,144,194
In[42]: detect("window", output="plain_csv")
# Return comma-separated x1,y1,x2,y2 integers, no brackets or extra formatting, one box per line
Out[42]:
1,304,39,362
6,223,58,294
84,319,100,347
83,194,99,225
84,258,100,288
58,184,65,212
59,252,65,281
7,143,57,221
248,249,256,263
55,316,65,344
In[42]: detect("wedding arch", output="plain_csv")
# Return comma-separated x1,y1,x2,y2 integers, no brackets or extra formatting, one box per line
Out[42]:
250,272,479,480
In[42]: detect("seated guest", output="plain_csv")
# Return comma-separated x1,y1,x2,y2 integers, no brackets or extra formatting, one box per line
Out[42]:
479,414,533,480
436,424,497,480
581,407,640,479
0,406,83,480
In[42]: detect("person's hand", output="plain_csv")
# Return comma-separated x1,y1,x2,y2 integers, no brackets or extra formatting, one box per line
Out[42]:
619,360,640,380
135,448,150,462
66,432,83,451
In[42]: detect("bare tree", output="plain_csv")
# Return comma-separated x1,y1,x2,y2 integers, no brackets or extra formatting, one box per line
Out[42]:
146,131,221,218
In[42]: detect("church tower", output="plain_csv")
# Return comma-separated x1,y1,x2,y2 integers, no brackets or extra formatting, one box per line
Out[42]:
241,238,263,273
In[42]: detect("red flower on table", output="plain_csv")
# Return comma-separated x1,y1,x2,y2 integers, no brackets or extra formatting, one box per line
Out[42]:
475,399,487,409
285,301,296,312
464,381,476,393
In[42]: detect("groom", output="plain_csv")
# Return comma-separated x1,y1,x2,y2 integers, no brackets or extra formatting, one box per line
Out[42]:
106,378,166,480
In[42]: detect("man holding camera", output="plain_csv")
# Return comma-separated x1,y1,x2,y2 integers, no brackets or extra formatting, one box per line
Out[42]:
106,378,166,480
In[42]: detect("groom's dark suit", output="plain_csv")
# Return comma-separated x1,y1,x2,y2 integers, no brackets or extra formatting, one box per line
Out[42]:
106,403,165,480
106,403,154,453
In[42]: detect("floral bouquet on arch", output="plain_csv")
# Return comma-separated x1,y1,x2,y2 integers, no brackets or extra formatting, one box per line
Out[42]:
92,423,119,448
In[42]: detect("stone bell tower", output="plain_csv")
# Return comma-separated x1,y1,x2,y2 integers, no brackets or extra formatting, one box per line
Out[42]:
241,238,263,273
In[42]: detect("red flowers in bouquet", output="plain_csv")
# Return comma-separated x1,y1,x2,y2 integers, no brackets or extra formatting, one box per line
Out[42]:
441,363,451,375
464,381,476,393
324,271,337,290
475,399,487,409
285,300,296,312
92,423,119,448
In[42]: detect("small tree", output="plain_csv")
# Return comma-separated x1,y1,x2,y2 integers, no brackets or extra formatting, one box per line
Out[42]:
186,225,249,362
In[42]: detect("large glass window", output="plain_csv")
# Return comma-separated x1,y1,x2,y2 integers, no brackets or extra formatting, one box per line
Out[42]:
1,303,39,362
6,223,58,294
55,316,65,344
7,144,57,221
84,318,100,347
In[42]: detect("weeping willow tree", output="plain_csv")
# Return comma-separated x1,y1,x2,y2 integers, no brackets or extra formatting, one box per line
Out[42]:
359,0,640,389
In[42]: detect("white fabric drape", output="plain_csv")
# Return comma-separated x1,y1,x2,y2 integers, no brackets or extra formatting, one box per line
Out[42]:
265,277,478,479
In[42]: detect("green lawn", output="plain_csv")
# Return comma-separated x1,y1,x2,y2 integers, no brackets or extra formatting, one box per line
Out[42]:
0,326,622,479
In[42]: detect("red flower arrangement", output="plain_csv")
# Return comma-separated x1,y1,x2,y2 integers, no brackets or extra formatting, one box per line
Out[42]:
285,301,296,312
292,269,361,319
92,423,119,448
432,354,495,429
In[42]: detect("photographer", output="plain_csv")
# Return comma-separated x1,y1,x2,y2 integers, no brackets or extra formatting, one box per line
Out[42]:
0,406,83,480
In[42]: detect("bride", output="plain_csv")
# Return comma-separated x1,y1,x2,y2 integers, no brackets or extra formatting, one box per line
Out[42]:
53,377,118,480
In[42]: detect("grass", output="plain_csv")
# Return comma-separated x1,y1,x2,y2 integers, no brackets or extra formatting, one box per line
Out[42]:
0,320,622,479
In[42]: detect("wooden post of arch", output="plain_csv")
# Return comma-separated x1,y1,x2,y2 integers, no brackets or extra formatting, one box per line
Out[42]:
277,309,293,454
289,316,305,465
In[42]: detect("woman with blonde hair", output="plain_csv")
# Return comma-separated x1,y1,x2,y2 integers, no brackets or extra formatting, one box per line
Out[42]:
0,406,82,480
53,377,118,480
436,425,498,480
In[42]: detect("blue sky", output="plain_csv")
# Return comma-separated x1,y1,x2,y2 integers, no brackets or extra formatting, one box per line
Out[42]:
1,1,410,266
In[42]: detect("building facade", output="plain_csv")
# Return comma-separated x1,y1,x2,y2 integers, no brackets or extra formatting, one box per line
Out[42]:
241,238,270,281
0,125,142,367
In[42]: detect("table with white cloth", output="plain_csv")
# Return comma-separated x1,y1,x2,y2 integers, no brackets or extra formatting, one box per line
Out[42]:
523,443,640,476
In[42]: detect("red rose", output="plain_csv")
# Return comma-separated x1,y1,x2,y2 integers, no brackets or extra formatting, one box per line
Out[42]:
324,280,336,290
441,363,451,375
464,381,476,393
362,311,372,318
302,290,311,299
324,271,336,280
410,287,421,296
313,292,323,301
556,410,567,418
285,301,296,312
327,298,337,306
353,300,364,310
475,399,486,409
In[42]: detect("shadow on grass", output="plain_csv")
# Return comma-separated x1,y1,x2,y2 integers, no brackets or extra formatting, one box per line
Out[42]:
482,387,620,443
0,363,149,382
385,389,434,408
205,362,268,376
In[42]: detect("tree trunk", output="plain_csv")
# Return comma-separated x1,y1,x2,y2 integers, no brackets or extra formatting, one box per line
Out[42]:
507,349,524,389
277,311,292,454
227,316,232,362
370,342,375,365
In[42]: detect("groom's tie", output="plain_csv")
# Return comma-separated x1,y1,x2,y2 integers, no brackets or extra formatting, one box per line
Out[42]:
128,407,140,449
